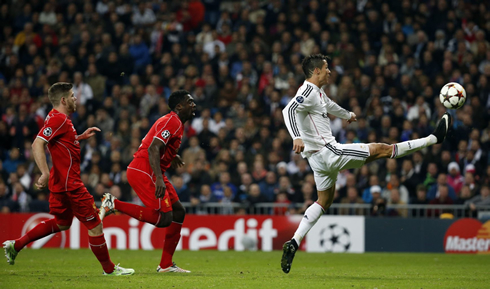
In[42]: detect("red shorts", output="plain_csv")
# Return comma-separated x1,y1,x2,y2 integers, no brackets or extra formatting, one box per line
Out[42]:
127,158,179,213
49,186,101,230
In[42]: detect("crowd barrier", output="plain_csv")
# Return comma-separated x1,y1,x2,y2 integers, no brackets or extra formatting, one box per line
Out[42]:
181,202,490,218
1,213,489,254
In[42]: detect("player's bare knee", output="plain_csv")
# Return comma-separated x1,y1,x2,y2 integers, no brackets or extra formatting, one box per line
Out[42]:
57,225,70,231
156,212,172,228
88,223,103,236
368,143,392,159
172,203,186,223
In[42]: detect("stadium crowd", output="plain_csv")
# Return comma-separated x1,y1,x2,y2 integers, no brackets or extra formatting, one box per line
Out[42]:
0,0,490,217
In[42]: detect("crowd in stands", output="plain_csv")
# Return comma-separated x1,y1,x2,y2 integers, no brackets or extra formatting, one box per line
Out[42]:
1,0,490,218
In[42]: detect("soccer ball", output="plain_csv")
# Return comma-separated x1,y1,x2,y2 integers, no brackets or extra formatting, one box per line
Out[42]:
439,82,466,109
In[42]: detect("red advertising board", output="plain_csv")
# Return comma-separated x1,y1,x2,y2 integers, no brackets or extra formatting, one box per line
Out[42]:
0,213,303,251
444,218,490,254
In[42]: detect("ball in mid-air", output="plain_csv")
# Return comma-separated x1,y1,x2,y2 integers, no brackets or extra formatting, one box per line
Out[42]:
439,82,466,109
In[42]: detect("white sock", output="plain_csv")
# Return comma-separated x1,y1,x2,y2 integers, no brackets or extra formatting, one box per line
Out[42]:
292,202,325,245
391,135,437,159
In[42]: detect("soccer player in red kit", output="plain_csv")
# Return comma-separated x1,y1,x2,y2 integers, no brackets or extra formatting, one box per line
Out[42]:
2,82,134,276
99,90,196,273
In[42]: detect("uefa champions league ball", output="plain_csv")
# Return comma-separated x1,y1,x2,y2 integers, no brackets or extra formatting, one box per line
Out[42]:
439,82,466,109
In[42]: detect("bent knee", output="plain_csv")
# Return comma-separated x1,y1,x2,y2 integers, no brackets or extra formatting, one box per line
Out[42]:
369,143,393,158
58,225,71,231
156,212,172,228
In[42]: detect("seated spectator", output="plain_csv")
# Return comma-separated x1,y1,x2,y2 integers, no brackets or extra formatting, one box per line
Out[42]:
427,173,457,201
362,175,380,203
428,185,454,218
11,182,31,212
370,185,386,217
273,191,291,215
243,183,268,214
210,172,237,201
340,187,364,215
387,188,408,217
411,184,429,217
172,175,190,202
0,182,18,213
465,185,490,217
219,186,235,215
28,191,49,212
259,171,279,202
447,162,464,195
382,174,409,204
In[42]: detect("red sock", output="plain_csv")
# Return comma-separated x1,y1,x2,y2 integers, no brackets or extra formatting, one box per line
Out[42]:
114,199,160,225
14,218,61,251
88,234,115,274
160,222,182,268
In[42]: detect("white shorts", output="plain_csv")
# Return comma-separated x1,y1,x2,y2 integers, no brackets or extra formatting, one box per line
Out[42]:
307,142,370,191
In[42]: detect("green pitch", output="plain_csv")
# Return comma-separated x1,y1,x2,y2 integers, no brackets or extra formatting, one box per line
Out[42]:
1,249,489,289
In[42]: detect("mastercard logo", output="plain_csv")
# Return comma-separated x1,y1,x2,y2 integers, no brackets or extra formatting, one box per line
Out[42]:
444,218,490,254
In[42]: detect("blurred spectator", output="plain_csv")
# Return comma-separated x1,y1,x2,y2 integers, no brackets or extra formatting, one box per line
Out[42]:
210,172,237,201
411,184,429,217
340,187,364,215
370,186,386,217
273,191,291,216
387,188,408,217
465,185,490,217
428,185,454,218
427,173,457,201
447,161,464,195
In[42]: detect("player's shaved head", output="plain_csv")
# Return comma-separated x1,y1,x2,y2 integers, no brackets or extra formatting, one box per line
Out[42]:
168,90,190,110
48,82,73,106
302,54,330,79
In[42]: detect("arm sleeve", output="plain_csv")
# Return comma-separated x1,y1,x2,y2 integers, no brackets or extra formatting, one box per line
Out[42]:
325,97,352,119
154,116,182,144
36,115,68,143
282,97,303,140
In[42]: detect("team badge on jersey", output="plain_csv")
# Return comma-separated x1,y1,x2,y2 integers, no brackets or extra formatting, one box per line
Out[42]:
43,127,52,137
296,96,304,103
161,130,171,139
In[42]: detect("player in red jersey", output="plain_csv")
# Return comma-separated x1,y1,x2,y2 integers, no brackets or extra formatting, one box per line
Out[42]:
99,90,196,273
2,82,134,276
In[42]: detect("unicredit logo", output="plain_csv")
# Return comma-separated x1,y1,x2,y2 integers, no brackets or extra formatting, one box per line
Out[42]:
444,218,490,254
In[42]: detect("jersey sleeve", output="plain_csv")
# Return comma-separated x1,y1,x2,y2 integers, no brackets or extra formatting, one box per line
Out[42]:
153,115,182,144
324,96,352,120
36,114,68,143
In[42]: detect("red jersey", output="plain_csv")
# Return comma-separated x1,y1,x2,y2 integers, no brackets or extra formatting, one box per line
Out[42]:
133,111,184,173
36,109,83,193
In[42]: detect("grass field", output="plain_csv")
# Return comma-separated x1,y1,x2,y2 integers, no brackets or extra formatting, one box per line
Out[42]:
1,249,489,289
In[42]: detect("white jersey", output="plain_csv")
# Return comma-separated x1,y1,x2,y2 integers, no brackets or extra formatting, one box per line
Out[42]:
282,80,352,157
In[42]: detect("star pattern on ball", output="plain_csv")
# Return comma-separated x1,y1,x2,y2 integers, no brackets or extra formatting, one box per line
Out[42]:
456,89,464,100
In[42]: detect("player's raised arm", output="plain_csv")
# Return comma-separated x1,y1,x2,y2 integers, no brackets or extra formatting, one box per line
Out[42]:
148,138,166,199
32,137,50,189
282,98,304,154
324,96,354,122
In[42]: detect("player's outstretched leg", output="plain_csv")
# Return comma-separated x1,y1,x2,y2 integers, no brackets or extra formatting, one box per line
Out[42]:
3,241,18,265
99,193,116,221
388,112,451,160
157,262,191,273
281,239,298,274
432,112,451,144
103,263,135,276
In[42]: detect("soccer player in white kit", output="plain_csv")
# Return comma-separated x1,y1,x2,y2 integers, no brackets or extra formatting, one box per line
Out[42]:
280,54,451,273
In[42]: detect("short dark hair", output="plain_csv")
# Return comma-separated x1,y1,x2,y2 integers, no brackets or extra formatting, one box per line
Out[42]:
301,54,330,78
168,90,190,110
48,82,73,106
